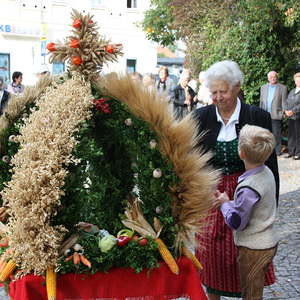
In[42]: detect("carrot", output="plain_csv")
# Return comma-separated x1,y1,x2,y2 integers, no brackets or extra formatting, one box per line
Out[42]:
73,252,80,265
182,245,203,270
79,255,91,268
64,255,73,262
155,238,179,275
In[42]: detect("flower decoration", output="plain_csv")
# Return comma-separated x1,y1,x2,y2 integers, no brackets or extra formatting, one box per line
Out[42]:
72,19,81,29
2,156,10,164
72,56,83,65
105,45,115,54
152,168,162,178
70,39,80,49
124,118,132,126
46,42,56,52
149,139,157,149
94,98,112,114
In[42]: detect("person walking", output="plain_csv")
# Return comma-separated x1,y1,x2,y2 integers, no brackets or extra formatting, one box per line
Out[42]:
216,124,278,300
284,72,300,160
259,71,287,156
194,60,279,300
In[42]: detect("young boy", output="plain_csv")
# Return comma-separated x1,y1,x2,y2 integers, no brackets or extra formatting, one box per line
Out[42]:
216,124,278,300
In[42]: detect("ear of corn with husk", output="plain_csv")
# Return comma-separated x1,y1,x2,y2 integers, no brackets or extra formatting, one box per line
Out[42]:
46,266,57,300
122,198,179,275
0,259,16,282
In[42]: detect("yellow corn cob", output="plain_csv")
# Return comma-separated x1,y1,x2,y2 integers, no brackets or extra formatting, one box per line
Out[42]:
0,259,16,282
46,266,57,300
155,238,179,275
182,245,203,270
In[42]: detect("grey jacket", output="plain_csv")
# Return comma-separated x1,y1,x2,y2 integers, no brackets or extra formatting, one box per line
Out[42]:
285,88,300,120
259,83,287,120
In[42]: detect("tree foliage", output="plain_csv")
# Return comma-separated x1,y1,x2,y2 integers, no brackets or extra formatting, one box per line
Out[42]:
143,0,300,104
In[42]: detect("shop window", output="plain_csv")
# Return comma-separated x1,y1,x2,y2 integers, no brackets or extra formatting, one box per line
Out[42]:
126,59,136,73
91,0,104,8
127,0,137,8
0,53,10,85
52,62,65,75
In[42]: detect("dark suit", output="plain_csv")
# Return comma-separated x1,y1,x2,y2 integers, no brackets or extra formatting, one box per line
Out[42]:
0,90,10,115
193,102,280,202
286,88,300,157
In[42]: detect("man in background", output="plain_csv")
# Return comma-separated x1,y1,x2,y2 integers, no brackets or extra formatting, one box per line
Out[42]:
260,71,287,156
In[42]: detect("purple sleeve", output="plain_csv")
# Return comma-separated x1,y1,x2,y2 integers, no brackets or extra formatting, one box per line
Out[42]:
220,187,260,231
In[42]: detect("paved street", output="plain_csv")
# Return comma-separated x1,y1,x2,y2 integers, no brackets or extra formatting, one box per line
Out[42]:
225,156,300,299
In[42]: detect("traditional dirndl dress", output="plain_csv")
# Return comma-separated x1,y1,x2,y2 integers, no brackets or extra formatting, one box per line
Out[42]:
196,139,276,297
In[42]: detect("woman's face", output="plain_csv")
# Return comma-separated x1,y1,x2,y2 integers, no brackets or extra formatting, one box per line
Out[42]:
294,77,300,88
180,77,189,88
159,70,167,81
15,75,23,84
210,80,239,112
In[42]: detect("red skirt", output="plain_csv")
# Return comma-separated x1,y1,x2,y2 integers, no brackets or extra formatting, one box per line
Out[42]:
196,172,276,296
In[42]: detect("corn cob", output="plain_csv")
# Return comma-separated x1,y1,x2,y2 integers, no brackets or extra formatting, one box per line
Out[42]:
182,245,203,270
0,261,6,274
155,238,179,275
0,259,16,281
46,266,57,300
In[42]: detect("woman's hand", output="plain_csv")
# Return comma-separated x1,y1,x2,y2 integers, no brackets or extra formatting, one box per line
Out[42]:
285,110,294,117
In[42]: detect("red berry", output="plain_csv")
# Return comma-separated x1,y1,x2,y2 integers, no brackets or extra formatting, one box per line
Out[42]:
138,238,148,246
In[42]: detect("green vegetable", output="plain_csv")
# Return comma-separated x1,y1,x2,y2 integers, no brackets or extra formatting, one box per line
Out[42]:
98,235,116,253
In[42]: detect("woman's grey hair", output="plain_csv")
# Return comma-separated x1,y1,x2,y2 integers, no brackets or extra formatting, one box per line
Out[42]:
204,60,244,89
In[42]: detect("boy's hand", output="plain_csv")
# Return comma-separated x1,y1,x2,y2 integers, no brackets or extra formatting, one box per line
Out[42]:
213,190,230,207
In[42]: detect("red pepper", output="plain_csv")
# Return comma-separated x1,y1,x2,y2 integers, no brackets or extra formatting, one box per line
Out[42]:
117,236,131,247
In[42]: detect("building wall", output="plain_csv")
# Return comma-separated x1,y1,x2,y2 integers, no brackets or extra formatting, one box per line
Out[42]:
0,0,157,85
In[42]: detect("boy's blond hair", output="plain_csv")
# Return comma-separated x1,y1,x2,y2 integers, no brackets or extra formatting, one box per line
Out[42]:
239,124,275,164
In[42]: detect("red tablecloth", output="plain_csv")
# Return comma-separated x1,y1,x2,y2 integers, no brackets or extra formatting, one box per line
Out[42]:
9,257,207,300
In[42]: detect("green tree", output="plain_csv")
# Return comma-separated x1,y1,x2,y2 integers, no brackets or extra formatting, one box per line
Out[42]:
143,0,300,104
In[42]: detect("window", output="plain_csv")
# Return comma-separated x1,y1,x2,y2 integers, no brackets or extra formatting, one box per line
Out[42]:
91,0,104,8
52,62,65,75
127,0,137,8
126,59,136,73
0,53,10,85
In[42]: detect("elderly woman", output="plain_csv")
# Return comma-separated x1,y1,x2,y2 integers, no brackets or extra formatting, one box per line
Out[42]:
193,60,279,300
285,73,300,160
170,72,196,120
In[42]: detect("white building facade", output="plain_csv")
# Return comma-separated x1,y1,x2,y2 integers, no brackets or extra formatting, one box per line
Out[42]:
0,0,157,85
